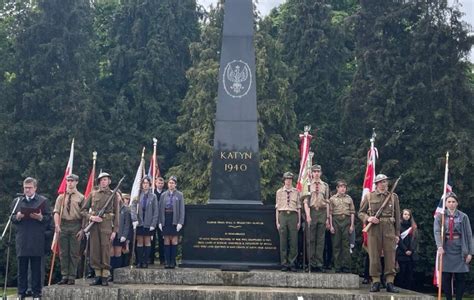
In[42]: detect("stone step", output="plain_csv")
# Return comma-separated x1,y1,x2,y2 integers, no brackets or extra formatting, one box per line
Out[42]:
113,267,359,289
43,280,435,300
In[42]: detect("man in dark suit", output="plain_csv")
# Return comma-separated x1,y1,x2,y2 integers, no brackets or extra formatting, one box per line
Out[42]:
11,177,52,299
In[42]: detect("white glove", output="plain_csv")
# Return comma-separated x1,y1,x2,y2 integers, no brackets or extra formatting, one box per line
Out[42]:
150,226,155,231
158,223,163,231
132,221,139,229
176,224,183,232
120,236,126,243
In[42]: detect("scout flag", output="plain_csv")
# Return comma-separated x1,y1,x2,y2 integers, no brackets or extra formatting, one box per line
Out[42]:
130,147,146,205
296,126,313,192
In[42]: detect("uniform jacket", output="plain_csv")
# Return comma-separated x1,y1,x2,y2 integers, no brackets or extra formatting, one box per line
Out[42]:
158,190,185,226
359,190,401,235
131,190,158,228
118,205,131,240
434,209,473,256
11,195,52,257
82,187,120,232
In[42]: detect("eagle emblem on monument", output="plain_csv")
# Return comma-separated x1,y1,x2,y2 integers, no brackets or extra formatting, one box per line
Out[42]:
223,60,252,98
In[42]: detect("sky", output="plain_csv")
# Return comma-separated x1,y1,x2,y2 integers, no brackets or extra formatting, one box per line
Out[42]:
198,0,474,61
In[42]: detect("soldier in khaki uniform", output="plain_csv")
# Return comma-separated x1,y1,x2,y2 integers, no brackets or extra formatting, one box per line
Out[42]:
303,164,330,272
359,174,400,293
275,172,301,272
81,172,120,286
328,180,355,273
53,174,85,285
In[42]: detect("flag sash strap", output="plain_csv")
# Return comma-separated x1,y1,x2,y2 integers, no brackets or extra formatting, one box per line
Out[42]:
400,227,412,240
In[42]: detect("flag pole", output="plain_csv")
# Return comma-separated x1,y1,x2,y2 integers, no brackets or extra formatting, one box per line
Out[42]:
437,151,449,300
152,138,157,193
83,151,97,280
370,129,376,190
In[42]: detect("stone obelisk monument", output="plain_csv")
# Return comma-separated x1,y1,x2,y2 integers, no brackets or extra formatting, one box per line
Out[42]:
209,0,261,205
182,0,279,269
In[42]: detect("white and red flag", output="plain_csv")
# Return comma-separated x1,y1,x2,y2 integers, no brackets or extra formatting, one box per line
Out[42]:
56,139,75,194
296,127,313,192
434,152,451,287
84,151,97,199
130,147,146,206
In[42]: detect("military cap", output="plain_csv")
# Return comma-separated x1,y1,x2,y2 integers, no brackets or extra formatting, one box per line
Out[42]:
168,175,178,183
336,179,347,187
97,172,111,180
374,174,389,183
66,174,79,181
283,172,294,179
311,164,322,171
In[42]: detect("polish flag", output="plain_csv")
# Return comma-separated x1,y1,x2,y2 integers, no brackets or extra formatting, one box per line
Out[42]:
296,129,313,192
361,140,377,247
56,139,74,194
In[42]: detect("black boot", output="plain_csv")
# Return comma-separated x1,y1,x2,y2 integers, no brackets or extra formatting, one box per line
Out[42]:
136,246,144,268
170,244,177,268
370,282,381,292
386,283,399,293
142,246,150,268
164,245,171,269
89,277,102,286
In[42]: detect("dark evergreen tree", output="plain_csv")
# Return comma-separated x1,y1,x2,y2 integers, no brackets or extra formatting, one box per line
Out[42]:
101,0,199,175
277,0,355,182
341,0,474,276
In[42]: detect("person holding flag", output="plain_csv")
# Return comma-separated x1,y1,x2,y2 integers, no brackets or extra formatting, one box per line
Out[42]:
131,176,158,269
434,192,472,300
359,174,400,293
303,164,330,272
53,174,85,285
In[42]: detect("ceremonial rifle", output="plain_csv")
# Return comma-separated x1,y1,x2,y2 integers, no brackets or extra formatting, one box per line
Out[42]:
362,176,401,233
83,176,125,233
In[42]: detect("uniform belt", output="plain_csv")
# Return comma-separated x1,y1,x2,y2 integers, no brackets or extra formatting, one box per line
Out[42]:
61,219,81,223
279,210,296,215
311,206,326,211
447,234,461,239
334,214,349,218
165,209,173,212
92,212,114,219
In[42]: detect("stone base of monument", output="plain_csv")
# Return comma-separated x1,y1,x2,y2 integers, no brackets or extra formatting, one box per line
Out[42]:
43,267,435,300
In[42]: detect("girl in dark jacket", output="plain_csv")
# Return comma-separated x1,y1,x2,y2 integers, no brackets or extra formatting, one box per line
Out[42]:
395,209,418,289
131,176,158,268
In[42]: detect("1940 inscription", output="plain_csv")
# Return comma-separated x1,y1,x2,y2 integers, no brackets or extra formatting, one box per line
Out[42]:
220,151,253,172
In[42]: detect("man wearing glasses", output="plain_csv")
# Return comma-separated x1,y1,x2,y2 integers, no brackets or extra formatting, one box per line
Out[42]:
303,164,330,272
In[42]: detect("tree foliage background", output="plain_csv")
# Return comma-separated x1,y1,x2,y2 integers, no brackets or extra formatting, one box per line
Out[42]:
0,0,473,291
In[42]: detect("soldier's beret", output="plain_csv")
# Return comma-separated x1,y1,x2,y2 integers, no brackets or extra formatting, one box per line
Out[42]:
446,192,458,201
168,175,178,183
311,164,322,171
336,179,347,187
66,174,79,181
283,172,294,179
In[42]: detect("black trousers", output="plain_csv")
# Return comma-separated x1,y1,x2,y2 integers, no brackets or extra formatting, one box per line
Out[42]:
18,256,42,296
396,260,414,289
442,272,465,300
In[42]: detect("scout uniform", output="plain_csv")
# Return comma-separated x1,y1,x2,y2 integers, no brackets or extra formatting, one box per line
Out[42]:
53,174,85,284
358,174,400,293
81,172,120,286
329,180,355,272
304,165,329,270
275,172,301,271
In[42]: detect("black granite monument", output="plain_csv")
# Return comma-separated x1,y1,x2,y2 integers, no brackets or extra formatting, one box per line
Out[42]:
181,0,279,269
